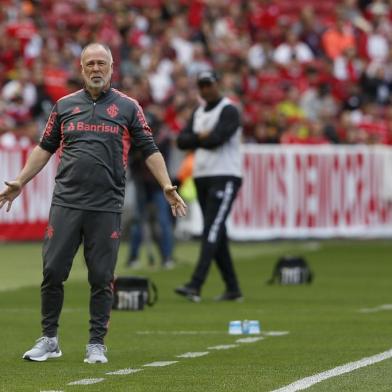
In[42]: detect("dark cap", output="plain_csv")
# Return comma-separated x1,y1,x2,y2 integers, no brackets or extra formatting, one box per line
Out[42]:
197,70,218,85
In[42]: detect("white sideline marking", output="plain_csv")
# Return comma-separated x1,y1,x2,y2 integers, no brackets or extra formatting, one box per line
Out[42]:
231,241,322,262
144,361,178,367
44,329,289,390
137,330,222,335
62,307,85,313
0,307,84,313
106,368,143,375
177,352,209,358
0,285,32,292
263,331,290,337
359,304,392,313
0,308,36,313
208,344,238,350
300,242,321,251
236,337,264,343
67,378,105,385
271,348,392,392
136,330,289,336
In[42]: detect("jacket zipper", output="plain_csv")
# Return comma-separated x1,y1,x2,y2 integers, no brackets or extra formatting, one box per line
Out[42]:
92,101,96,119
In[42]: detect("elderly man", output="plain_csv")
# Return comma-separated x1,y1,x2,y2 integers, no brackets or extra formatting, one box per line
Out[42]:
0,43,186,364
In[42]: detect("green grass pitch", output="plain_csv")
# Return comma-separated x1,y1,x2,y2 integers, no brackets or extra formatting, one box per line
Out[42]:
0,239,392,391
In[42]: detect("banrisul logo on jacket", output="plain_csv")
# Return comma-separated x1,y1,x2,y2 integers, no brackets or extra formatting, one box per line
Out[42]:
107,103,119,118
66,121,119,134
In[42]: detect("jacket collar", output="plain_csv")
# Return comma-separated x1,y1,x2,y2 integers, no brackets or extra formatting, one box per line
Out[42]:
83,86,113,101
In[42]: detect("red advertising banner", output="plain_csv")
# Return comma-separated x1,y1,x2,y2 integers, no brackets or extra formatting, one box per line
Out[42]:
1,145,392,241
0,147,56,241
228,145,392,239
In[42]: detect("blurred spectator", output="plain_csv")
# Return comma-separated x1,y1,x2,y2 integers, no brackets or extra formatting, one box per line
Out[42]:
0,0,392,148
2,68,36,109
294,6,325,57
361,61,392,104
301,83,339,121
333,47,364,81
280,118,304,144
126,108,175,269
273,30,314,65
366,19,389,61
322,14,356,60
253,117,282,144
247,32,273,70
341,0,372,33
277,85,306,119
145,48,174,103
342,83,364,111
42,52,71,103
187,42,212,76
305,120,332,144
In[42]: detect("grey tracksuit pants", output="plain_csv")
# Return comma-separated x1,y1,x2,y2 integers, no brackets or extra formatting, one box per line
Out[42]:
41,205,121,344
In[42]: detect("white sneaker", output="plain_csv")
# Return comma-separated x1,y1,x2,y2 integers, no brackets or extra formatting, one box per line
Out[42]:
162,260,175,270
84,344,108,364
23,336,62,361
126,259,141,269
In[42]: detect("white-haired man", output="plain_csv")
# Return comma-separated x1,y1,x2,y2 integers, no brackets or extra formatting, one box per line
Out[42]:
0,43,186,363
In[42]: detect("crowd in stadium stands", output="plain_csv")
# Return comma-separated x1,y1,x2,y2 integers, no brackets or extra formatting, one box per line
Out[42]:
1,0,392,149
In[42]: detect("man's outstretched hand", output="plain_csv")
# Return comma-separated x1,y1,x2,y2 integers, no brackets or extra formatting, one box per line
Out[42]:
0,181,22,212
163,185,187,217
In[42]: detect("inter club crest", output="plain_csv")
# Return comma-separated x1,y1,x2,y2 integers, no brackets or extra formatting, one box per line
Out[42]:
107,103,119,118
110,230,121,239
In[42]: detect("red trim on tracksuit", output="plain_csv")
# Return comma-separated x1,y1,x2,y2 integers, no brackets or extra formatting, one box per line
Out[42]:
122,126,131,167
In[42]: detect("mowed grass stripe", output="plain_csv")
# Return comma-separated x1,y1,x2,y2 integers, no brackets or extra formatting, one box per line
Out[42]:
1,240,392,392
272,348,392,391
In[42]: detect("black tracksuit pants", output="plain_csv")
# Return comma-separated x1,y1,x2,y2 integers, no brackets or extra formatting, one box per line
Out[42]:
41,205,121,344
190,176,242,292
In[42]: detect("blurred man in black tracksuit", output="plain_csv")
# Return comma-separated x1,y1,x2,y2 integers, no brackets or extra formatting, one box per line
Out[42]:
175,70,243,302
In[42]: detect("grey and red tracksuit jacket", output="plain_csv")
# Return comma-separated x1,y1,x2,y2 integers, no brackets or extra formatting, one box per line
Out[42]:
39,87,159,212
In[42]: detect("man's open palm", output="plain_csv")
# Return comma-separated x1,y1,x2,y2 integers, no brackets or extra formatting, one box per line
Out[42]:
0,181,22,212
163,185,187,217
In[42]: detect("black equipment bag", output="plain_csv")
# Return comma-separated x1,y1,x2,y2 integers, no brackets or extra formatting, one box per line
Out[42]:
267,256,313,285
112,276,158,310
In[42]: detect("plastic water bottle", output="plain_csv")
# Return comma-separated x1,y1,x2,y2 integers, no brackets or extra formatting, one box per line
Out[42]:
249,320,261,334
242,320,250,334
228,320,242,335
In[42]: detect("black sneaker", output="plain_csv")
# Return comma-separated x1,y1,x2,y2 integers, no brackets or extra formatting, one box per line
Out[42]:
214,291,243,302
174,285,201,303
